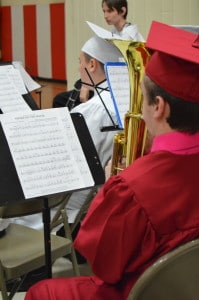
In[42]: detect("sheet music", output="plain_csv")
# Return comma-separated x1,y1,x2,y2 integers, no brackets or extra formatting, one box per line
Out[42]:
0,107,94,199
105,62,129,128
0,72,31,113
12,61,41,92
0,64,27,95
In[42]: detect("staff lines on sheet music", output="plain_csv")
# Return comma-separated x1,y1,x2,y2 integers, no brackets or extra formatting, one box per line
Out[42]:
105,62,130,128
8,118,59,130
0,71,31,113
12,144,87,171
13,141,89,175
0,94,23,99
0,64,28,95
16,151,70,163
9,129,61,141
0,90,15,95
0,104,30,113
18,155,89,175
9,124,60,131
10,133,88,170
0,108,94,199
0,102,28,106
22,168,77,183
25,177,81,195
20,161,74,175
11,139,66,150
23,171,74,180
11,136,63,146
0,80,12,84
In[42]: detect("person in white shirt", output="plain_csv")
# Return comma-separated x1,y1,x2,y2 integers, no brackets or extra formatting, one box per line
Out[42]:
55,36,122,263
10,36,122,239
64,35,122,228
102,0,145,41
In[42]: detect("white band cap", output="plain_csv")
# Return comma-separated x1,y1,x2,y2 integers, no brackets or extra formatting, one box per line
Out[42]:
81,36,122,64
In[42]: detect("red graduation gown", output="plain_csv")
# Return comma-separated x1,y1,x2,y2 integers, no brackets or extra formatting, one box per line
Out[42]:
25,150,199,300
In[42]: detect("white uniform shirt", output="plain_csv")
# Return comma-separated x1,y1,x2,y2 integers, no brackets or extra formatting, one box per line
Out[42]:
65,81,118,223
71,81,117,167
112,23,145,41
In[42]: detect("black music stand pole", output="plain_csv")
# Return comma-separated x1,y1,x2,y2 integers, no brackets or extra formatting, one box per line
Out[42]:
42,196,52,278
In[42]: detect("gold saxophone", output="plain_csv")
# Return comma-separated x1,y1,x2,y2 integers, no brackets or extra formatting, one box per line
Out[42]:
109,40,151,175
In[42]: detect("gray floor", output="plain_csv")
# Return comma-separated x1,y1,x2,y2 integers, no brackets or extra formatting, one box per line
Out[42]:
0,258,92,300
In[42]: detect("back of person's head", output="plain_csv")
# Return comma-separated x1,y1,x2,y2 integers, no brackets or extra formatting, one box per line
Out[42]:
81,35,122,65
145,21,199,133
144,76,199,133
102,0,128,19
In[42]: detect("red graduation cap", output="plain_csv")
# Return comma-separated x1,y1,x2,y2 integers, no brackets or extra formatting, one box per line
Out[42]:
145,21,199,103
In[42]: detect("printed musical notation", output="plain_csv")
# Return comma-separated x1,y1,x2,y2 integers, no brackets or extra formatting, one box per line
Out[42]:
0,71,31,113
0,64,27,95
0,108,94,199
105,62,130,128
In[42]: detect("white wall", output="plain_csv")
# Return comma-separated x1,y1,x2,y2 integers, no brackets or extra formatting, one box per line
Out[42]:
65,0,199,88
1,0,198,86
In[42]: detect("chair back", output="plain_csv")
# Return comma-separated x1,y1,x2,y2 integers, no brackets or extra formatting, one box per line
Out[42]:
0,193,70,218
127,239,199,300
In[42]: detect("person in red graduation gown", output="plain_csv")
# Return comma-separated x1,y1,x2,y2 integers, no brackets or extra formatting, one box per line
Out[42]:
25,21,199,300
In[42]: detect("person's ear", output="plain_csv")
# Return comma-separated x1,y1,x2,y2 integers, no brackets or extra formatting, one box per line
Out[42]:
89,58,97,72
153,96,167,119
121,7,126,17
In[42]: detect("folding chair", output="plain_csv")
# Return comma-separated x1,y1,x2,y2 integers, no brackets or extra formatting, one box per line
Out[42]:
127,238,199,300
52,187,98,265
0,194,79,300
70,186,98,235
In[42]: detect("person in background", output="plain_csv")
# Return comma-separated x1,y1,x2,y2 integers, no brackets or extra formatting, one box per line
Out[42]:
52,78,94,109
102,0,145,41
53,0,144,109
10,35,121,237
25,21,199,300
59,35,122,238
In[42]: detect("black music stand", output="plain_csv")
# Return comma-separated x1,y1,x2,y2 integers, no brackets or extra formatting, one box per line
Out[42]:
0,112,105,277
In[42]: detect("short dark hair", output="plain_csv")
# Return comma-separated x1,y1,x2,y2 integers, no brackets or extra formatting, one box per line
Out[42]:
102,0,128,19
143,75,199,134
84,52,104,71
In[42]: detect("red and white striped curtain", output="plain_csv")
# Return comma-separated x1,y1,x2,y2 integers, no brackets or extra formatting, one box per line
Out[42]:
0,3,67,81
